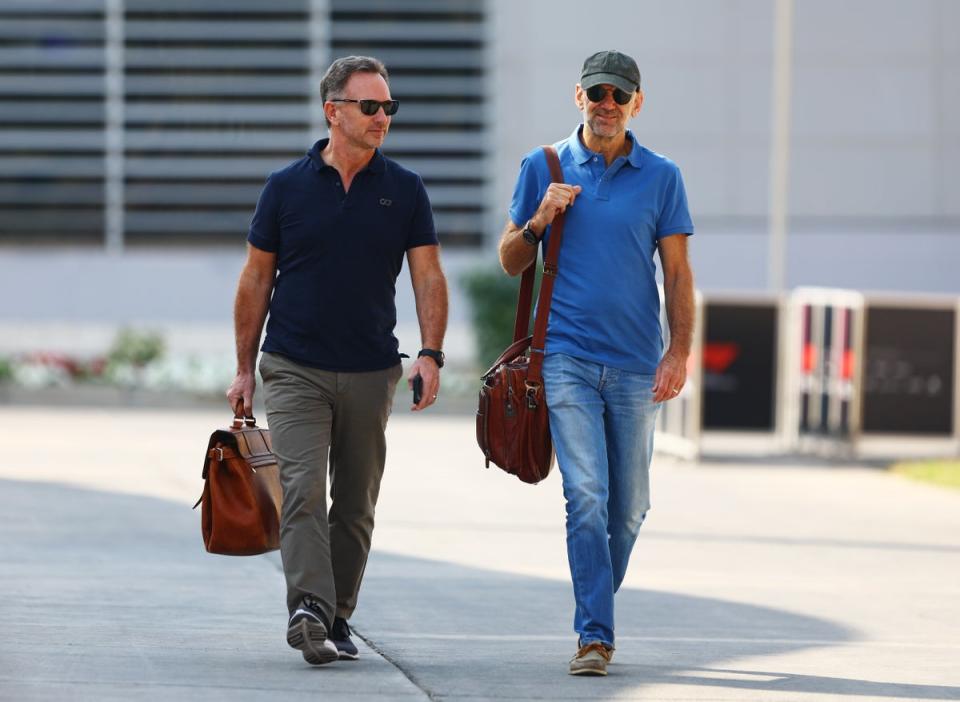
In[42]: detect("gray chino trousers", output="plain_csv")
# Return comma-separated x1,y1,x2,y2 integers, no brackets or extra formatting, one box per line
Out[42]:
259,351,403,627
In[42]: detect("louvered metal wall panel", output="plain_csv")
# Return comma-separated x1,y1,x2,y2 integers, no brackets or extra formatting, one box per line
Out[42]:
0,0,487,248
0,2,106,242
330,0,487,247
119,0,315,245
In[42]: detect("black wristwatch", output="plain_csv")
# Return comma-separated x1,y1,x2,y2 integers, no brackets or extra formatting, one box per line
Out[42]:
417,348,445,368
521,220,541,245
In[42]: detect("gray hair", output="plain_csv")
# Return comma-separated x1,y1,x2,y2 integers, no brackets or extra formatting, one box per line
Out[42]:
320,55,390,126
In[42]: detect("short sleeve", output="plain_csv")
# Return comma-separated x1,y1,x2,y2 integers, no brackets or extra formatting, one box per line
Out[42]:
248,175,281,252
508,150,548,228
406,176,439,249
656,164,694,239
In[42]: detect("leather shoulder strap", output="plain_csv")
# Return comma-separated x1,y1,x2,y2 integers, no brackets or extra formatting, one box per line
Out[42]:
512,146,566,343
524,145,565,383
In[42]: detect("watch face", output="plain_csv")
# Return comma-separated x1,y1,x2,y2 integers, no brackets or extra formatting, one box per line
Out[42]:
522,226,538,244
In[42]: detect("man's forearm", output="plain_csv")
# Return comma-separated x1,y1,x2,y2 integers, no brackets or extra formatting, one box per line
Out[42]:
413,270,449,349
498,220,538,277
233,274,272,373
663,268,695,358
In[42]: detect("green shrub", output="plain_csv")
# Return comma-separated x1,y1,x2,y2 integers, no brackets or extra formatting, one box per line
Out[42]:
461,263,542,369
0,356,11,382
107,328,166,367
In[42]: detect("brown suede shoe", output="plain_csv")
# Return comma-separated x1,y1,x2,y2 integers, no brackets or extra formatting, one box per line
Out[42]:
569,641,612,676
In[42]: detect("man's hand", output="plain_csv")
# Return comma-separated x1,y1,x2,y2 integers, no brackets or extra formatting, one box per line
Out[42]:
226,371,256,417
498,183,583,276
652,350,687,403
532,183,582,230
407,356,440,412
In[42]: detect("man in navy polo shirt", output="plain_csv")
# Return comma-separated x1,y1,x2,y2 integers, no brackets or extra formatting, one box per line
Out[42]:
226,55,448,667
499,50,695,676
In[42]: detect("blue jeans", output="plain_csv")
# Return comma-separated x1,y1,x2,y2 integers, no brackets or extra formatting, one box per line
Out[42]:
542,352,660,647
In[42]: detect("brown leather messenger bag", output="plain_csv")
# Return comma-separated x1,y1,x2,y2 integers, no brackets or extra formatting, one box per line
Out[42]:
476,145,567,484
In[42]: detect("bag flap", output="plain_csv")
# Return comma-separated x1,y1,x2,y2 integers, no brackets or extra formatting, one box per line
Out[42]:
201,429,230,479
233,426,273,461
201,423,275,480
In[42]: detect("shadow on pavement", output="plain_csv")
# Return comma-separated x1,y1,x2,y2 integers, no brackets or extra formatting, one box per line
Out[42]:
2,478,957,701
352,552,959,700
634,667,960,700
0,479,421,701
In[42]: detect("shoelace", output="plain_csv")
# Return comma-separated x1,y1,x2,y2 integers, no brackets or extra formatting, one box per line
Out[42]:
302,595,326,620
579,642,611,660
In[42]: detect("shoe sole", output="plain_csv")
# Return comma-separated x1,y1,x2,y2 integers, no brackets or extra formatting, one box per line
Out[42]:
569,667,608,676
338,650,360,661
287,619,338,666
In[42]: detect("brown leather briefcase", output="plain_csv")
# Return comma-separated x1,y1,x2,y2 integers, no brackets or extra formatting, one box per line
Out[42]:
476,145,567,484
193,416,282,556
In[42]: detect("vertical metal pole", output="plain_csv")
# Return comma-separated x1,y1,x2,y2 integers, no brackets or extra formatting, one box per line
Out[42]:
308,0,331,141
768,0,794,292
104,0,124,254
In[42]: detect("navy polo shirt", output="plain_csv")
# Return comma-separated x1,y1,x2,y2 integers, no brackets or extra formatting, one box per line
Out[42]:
509,126,694,374
248,139,438,372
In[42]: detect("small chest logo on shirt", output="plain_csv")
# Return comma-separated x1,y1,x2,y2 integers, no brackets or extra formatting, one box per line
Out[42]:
379,198,392,207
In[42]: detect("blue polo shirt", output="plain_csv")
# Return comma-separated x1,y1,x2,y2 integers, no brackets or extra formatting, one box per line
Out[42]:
509,126,694,374
249,139,438,372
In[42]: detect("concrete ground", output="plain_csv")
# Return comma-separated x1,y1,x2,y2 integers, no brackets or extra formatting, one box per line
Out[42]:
0,405,958,701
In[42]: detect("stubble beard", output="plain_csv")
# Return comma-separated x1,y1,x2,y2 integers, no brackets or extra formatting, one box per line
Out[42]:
585,107,625,140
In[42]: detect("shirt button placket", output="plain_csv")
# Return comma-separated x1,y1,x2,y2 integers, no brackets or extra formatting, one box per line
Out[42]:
592,157,604,198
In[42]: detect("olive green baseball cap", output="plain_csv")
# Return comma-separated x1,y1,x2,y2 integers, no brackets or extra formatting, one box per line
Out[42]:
580,50,641,93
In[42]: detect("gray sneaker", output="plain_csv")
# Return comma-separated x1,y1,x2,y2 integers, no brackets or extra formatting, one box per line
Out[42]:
286,597,338,666
569,641,612,676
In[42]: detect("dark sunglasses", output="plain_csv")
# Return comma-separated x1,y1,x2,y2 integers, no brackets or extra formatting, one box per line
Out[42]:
331,98,400,116
585,85,634,105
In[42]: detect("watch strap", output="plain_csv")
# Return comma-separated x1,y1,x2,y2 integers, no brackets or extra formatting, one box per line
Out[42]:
521,221,539,244
417,348,444,368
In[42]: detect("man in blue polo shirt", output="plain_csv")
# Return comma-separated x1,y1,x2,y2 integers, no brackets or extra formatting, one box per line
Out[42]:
226,55,448,667
499,50,695,676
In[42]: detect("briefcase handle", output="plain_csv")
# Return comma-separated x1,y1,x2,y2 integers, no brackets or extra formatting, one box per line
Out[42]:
231,400,258,428
232,415,258,429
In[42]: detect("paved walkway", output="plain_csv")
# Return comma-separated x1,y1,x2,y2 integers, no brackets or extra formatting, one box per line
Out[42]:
1,406,958,701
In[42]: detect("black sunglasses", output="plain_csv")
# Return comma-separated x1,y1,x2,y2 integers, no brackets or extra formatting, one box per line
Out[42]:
585,85,634,106
331,98,400,116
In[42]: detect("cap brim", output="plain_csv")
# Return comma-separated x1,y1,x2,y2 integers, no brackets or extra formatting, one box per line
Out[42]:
581,72,637,93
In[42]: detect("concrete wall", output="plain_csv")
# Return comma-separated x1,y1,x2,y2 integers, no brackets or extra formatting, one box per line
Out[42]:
488,0,960,292
0,247,478,362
